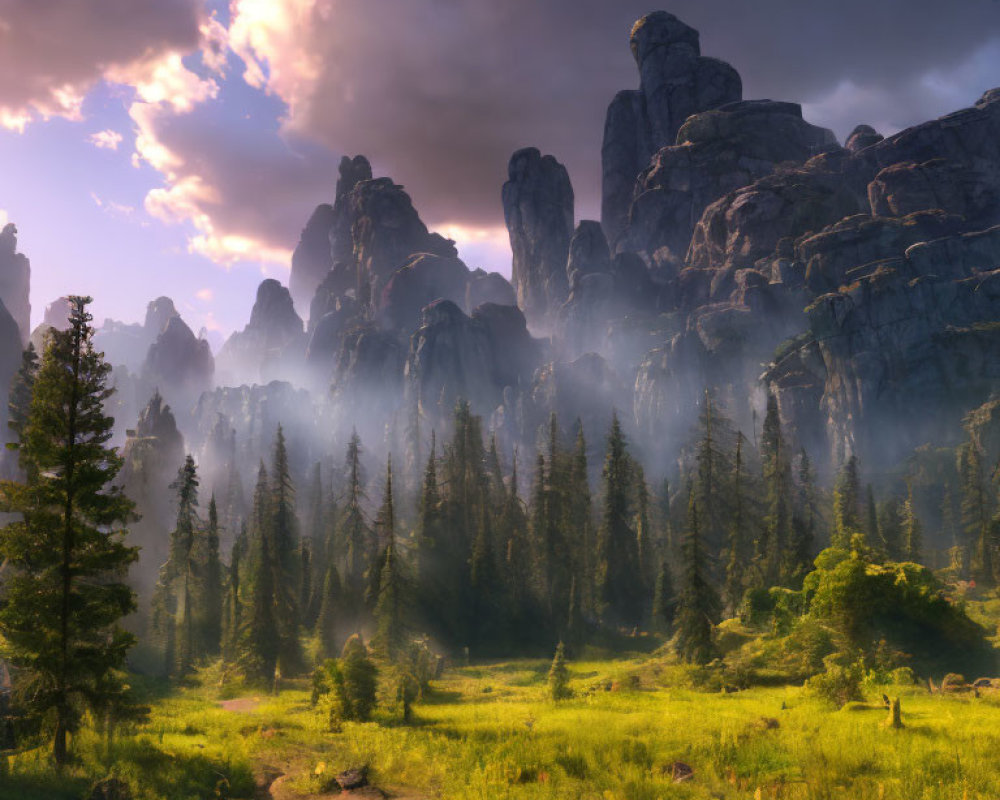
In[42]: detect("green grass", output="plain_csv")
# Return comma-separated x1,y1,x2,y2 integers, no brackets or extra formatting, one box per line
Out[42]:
6,658,1000,799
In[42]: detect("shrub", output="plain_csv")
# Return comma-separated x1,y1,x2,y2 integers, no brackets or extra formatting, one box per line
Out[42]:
548,642,571,700
806,654,865,708
311,635,379,728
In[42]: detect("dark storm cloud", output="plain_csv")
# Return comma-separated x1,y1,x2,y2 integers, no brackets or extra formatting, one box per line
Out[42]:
287,0,1000,226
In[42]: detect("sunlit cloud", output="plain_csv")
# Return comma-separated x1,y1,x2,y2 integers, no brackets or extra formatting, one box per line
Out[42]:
195,288,214,302
88,129,124,150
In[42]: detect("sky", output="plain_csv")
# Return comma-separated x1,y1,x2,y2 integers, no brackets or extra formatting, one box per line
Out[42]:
2,0,999,341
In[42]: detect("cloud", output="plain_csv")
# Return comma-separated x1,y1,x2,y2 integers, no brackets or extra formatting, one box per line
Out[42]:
226,0,1000,230
88,129,124,151
195,288,214,302
0,0,203,131
3,0,998,281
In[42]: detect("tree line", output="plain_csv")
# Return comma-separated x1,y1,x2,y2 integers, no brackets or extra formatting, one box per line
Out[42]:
4,296,997,764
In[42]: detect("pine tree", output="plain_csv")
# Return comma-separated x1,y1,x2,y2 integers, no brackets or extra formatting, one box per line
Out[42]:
567,425,595,613
237,464,280,685
864,485,879,549
634,461,653,610
788,448,818,583
0,296,138,764
760,394,790,586
339,634,378,721
372,456,407,661
651,560,676,634
832,455,862,548
901,486,923,563
548,642,571,700
959,440,992,583
221,540,242,665
675,487,720,665
725,433,753,613
340,429,372,629
694,390,735,572
414,430,446,636
269,425,303,674
151,455,200,678
596,412,642,629
878,497,904,561
200,494,224,657
303,463,325,626
6,342,37,475
316,562,344,659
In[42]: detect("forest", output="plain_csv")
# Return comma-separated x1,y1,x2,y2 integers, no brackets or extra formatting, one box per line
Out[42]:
2,296,1000,800
3,4,1000,798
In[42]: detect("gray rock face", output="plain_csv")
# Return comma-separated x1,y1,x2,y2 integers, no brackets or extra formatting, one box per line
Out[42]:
623,100,838,274
467,269,517,310
566,221,611,290
601,11,742,247
378,253,473,333
348,178,457,310
142,315,214,402
868,159,1000,228
846,124,883,153
217,279,306,385
407,299,540,426
290,155,373,315
289,203,336,314
768,228,1000,468
0,224,30,345
502,148,574,325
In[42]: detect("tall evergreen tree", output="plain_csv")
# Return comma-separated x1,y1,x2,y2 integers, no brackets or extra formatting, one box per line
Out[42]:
151,455,200,678
596,412,642,629
651,560,676,634
221,538,242,665
694,391,735,571
878,497,904,561
832,455,862,548
725,433,753,613
340,429,372,629
372,456,406,661
675,487,720,665
959,440,992,583
237,464,280,685
566,425,595,614
268,426,302,674
760,394,790,586
0,296,138,764
864,486,879,550
6,342,37,475
200,493,224,657
316,561,344,659
901,486,923,563
788,448,818,583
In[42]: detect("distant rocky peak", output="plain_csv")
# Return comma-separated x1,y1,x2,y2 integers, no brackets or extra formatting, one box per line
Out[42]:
336,154,372,200
0,223,16,254
136,389,180,442
629,10,701,64
143,296,178,336
248,279,303,337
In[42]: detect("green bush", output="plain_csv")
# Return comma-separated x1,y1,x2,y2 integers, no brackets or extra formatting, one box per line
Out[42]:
806,655,865,708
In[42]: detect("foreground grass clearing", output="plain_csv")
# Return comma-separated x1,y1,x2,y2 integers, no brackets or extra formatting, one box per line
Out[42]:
5,658,1000,799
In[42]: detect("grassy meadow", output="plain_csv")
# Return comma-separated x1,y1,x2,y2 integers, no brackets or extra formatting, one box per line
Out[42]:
5,648,1000,800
